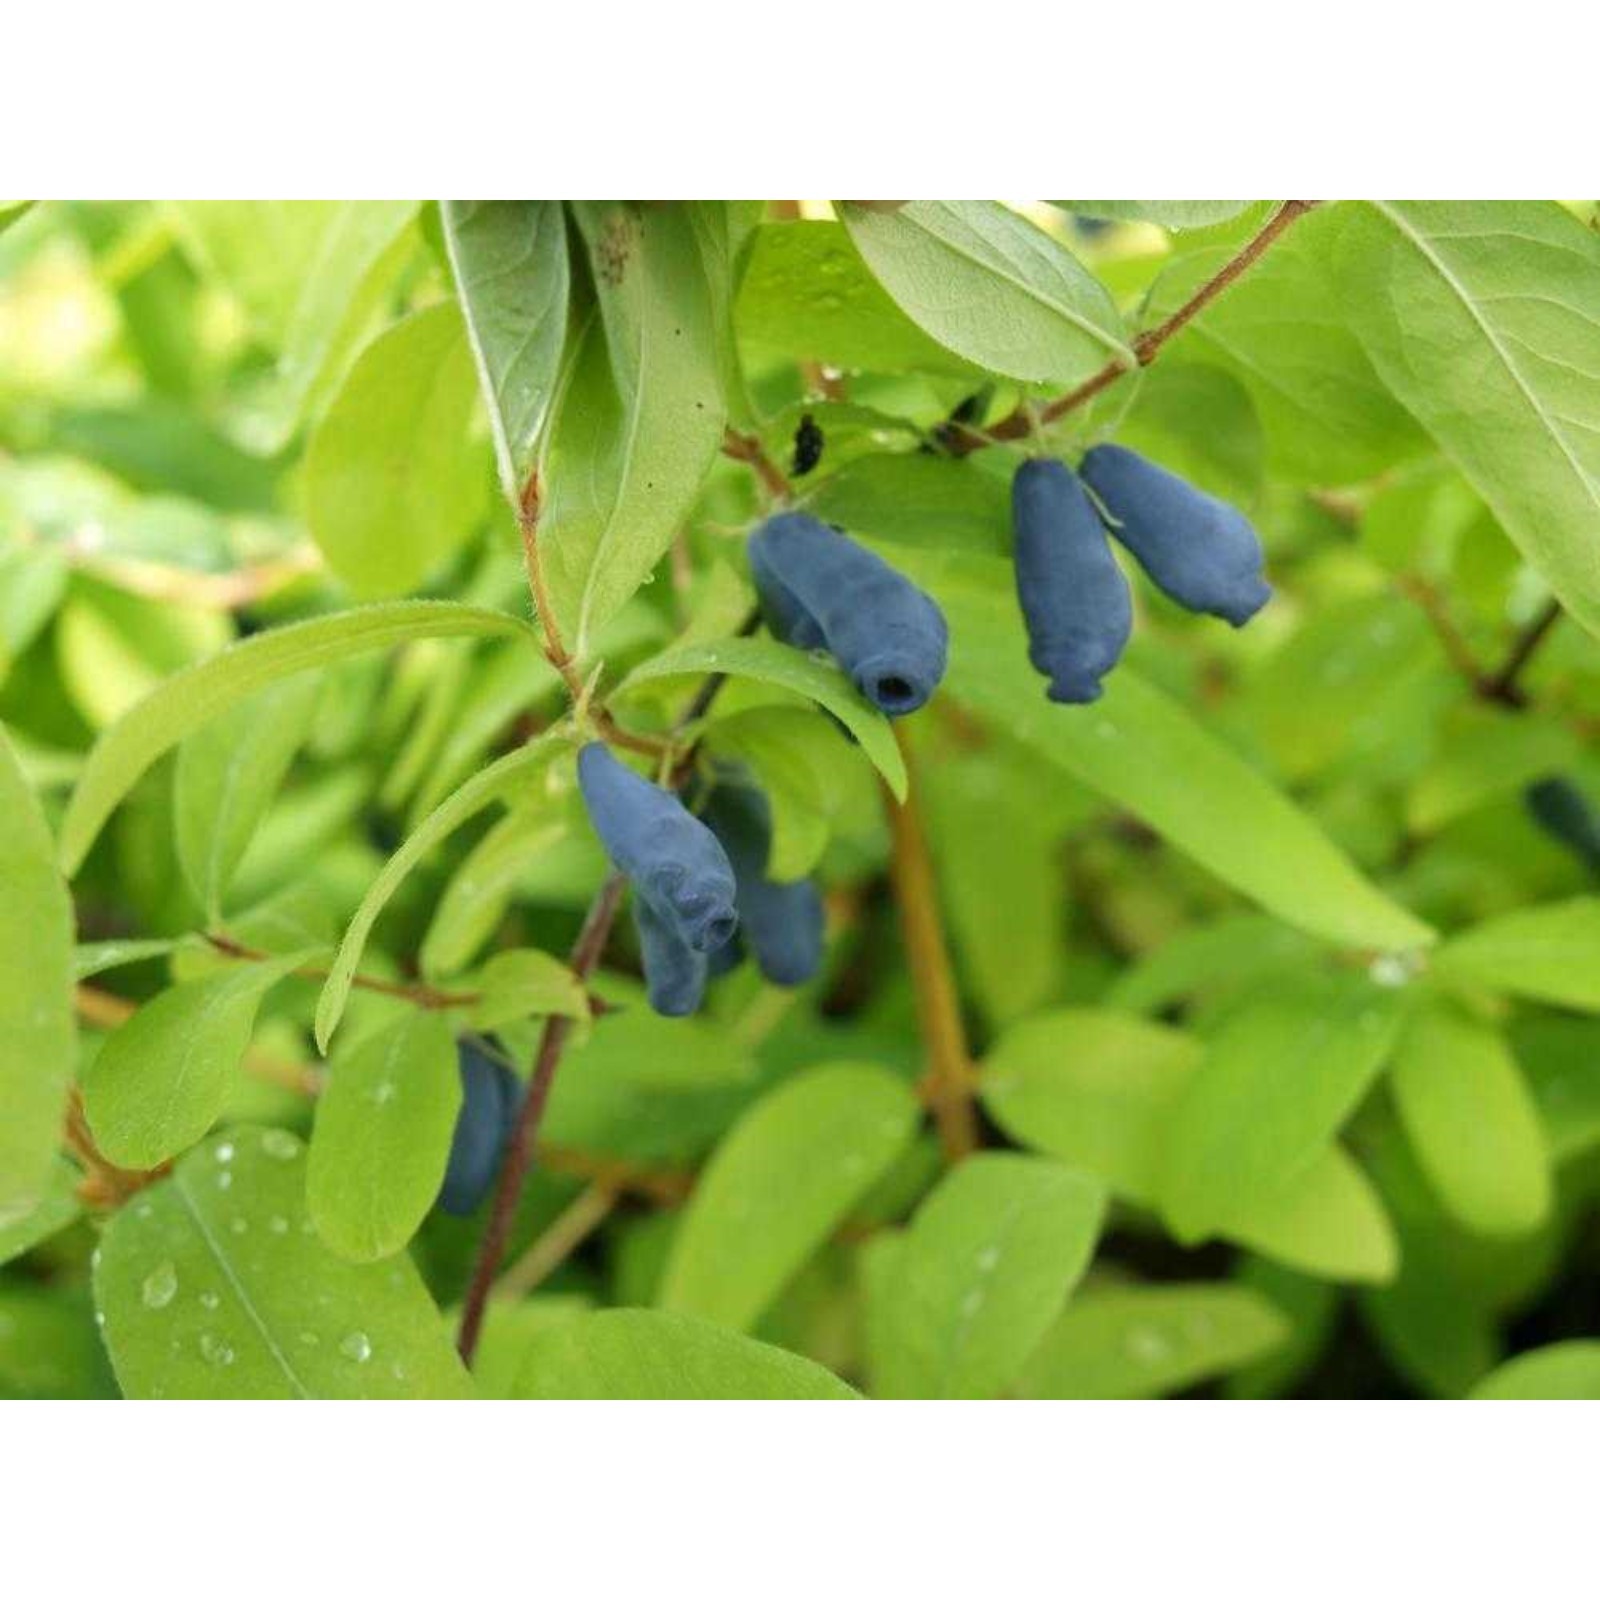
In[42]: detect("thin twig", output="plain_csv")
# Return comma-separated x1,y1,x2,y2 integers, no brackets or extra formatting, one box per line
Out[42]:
456,872,628,1364
1396,574,1487,687
1483,598,1562,706
947,201,1322,456
493,1181,620,1300
721,427,793,502
882,725,978,1160
201,933,477,1012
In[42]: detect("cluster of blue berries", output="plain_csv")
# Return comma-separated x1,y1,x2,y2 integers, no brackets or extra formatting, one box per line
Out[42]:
1012,445,1272,703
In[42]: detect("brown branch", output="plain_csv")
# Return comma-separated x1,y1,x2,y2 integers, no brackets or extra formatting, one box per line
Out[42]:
456,871,628,1364
62,1085,168,1208
201,933,477,1012
882,724,978,1160
721,427,793,502
1483,598,1562,707
1396,575,1487,687
948,201,1322,456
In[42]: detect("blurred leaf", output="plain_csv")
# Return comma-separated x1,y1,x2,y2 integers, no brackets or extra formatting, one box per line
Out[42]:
173,674,320,918
308,1012,460,1262
659,1063,919,1332
0,729,75,1225
1062,202,1259,230
0,1160,80,1266
736,220,980,377
82,953,306,1168
620,635,907,800
1017,1284,1289,1399
73,938,180,979
315,735,566,1052
60,600,538,875
305,303,488,597
804,453,1009,558
1471,1342,1600,1399
511,1307,857,1399
442,200,570,503
1390,1002,1552,1237
904,553,1434,952
1511,1014,1600,1162
1434,897,1600,1011
874,1153,1104,1398
1106,914,1316,1014
1161,974,1405,1242
1334,201,1600,641
840,201,1133,387
0,1286,113,1398
94,1127,472,1398
541,202,724,657
472,948,588,1031
1407,704,1576,833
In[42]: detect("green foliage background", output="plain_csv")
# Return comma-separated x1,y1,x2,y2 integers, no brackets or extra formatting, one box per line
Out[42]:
4,198,1600,1401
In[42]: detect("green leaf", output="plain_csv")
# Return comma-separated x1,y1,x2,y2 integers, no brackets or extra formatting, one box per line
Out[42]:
735,220,982,378
74,938,180,980
1512,1015,1600,1163
982,1009,1204,1200
874,1154,1104,1399
1472,1341,1600,1399
308,1012,461,1262
94,1127,473,1398
1434,898,1600,1011
905,554,1433,952
442,200,570,503
82,954,306,1168
804,452,1010,560
1161,974,1406,1243
305,303,489,597
0,1161,81,1266
619,635,907,801
1390,1003,1552,1238
658,1063,920,1332
0,1285,113,1398
512,1307,858,1399
60,600,539,875
1105,914,1315,1015
1333,200,1600,641
1148,205,1427,481
173,675,320,918
1017,1284,1290,1399
165,201,418,452
541,202,724,658
1407,703,1577,833
979,1007,1396,1284
315,736,565,1052
840,201,1133,387
0,730,76,1225
1062,202,1259,230
472,948,589,1031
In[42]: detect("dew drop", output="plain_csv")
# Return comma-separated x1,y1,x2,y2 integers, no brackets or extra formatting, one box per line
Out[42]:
200,1292,220,1311
340,1331,372,1365
1123,1325,1173,1365
260,1129,300,1161
975,1245,1000,1274
215,1142,235,1164
141,1261,178,1310
215,1171,233,1191
299,1331,321,1348
268,1216,289,1236
229,1217,249,1236
199,1332,236,1367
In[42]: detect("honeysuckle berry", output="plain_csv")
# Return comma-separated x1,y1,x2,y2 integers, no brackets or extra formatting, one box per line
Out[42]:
436,1039,520,1216
1525,777,1600,873
1081,443,1271,627
576,742,737,955
747,511,949,716
1010,457,1133,704
702,780,825,987
632,894,710,1017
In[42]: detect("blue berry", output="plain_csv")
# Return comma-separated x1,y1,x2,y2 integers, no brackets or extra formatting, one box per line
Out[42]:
577,742,738,954
1525,777,1600,873
702,780,825,986
1010,458,1133,704
1080,444,1271,626
437,1039,520,1216
748,512,949,716
632,895,710,1016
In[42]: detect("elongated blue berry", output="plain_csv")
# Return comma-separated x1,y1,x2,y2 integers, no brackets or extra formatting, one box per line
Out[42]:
1010,458,1132,703
702,781,825,986
748,512,949,716
633,895,709,1016
1081,444,1271,626
437,1039,520,1216
577,743,737,954
1525,777,1600,873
